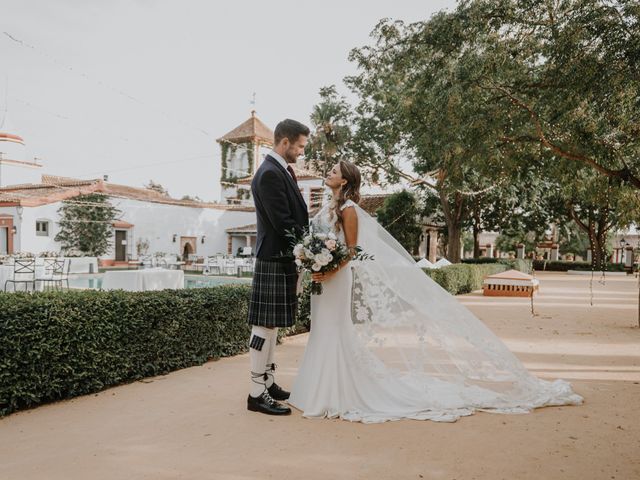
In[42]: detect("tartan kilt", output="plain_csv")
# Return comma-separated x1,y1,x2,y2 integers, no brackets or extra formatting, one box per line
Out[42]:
247,259,299,328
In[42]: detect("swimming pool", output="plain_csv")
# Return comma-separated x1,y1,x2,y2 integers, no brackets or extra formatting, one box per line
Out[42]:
67,274,252,290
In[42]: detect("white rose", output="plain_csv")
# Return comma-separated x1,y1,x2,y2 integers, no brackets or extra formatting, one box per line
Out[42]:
295,259,303,267
293,244,304,258
328,232,337,240
311,263,322,272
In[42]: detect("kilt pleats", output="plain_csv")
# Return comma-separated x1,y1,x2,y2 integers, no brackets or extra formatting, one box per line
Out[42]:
247,259,298,327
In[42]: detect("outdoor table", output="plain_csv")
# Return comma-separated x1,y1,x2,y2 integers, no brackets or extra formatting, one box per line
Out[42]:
64,257,99,274
101,268,184,291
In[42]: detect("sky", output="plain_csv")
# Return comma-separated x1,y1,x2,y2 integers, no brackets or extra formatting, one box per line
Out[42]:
1,0,456,201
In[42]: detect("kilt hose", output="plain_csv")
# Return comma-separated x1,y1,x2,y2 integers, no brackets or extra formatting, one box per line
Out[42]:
247,259,299,328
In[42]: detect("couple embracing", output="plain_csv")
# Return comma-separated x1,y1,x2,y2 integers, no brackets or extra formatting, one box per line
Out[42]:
246,119,582,424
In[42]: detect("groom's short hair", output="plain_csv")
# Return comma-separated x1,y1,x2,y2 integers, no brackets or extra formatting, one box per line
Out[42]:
274,119,310,145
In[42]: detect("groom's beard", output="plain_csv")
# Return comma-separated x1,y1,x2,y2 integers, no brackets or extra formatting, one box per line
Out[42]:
283,148,300,164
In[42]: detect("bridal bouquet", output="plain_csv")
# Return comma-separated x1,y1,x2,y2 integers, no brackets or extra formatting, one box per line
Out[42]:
288,228,372,295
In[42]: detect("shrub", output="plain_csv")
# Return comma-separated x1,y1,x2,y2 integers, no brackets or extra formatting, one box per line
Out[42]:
424,263,509,295
462,258,532,273
0,286,306,416
532,260,626,272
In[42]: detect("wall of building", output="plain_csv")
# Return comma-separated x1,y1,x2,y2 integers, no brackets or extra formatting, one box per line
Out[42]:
0,202,62,254
2,198,256,259
0,162,43,188
102,198,256,259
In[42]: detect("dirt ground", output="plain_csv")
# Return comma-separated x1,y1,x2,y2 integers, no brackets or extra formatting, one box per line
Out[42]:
0,272,638,480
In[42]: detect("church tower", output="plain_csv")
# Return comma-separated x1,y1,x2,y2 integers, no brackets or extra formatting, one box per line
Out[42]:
216,111,274,204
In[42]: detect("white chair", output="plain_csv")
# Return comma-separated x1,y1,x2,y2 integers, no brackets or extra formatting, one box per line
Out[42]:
224,258,237,276
203,256,221,276
189,255,205,272
36,258,68,291
238,257,254,275
5,258,36,292
139,255,154,269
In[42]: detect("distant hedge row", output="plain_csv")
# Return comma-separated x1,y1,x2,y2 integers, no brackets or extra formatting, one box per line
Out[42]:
462,258,533,272
531,260,626,272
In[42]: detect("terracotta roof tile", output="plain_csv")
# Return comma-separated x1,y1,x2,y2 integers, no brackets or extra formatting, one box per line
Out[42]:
41,175,99,187
236,164,322,185
216,111,274,145
0,175,256,212
358,194,388,216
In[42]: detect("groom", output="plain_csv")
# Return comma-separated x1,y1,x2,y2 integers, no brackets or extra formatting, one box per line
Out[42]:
246,118,310,415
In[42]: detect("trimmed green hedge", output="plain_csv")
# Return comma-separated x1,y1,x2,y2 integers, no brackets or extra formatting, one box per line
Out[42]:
423,263,510,295
0,286,260,416
462,258,532,273
532,260,626,272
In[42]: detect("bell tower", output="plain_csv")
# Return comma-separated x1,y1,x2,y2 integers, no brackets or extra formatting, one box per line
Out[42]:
216,111,274,204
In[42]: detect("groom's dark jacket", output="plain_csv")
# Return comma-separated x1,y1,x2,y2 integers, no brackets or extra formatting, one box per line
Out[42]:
251,155,309,260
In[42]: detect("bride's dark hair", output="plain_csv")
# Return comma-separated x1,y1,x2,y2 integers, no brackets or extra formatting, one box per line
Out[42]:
331,160,361,233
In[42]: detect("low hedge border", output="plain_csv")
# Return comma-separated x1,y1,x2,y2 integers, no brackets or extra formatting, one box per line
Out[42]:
0,286,275,416
532,260,626,272
425,259,531,295
462,258,533,272
424,263,509,295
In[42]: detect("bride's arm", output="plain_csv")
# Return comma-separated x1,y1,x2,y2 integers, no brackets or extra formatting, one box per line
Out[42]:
342,206,359,257
312,206,358,283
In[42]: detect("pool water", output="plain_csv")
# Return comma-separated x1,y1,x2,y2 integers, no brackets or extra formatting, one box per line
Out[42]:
67,274,252,290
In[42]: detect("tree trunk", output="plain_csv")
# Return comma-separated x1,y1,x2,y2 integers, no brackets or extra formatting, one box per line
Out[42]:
472,199,482,258
447,224,462,263
438,191,464,263
572,207,607,270
588,229,603,271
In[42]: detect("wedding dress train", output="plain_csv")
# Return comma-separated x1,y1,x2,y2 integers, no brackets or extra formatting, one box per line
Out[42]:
288,200,582,423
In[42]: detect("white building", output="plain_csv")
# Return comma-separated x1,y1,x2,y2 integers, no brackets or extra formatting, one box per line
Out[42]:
0,175,256,263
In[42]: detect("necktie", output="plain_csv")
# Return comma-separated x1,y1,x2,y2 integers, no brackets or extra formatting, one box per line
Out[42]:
286,165,298,183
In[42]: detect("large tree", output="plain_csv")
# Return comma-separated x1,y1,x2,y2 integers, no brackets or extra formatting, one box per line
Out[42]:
342,0,639,262
375,190,423,255
305,86,353,181
551,168,640,269
459,0,640,188
345,11,527,262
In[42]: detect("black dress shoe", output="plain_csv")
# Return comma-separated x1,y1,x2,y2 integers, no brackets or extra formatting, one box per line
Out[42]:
267,382,290,401
247,392,291,416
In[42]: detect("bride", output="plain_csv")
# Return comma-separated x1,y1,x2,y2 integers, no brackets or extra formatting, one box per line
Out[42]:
288,160,582,423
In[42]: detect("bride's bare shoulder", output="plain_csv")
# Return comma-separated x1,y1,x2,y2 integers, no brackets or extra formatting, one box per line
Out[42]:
341,204,358,223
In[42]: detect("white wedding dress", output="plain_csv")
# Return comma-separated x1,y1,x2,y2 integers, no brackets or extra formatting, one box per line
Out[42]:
288,200,582,423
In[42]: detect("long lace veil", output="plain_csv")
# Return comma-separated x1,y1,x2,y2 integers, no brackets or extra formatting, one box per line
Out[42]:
348,203,582,413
